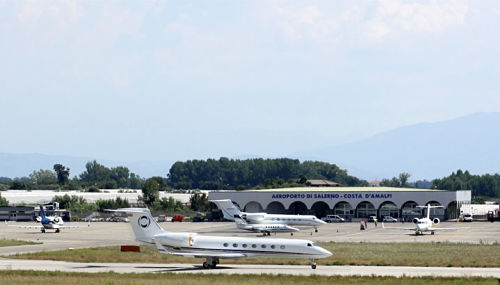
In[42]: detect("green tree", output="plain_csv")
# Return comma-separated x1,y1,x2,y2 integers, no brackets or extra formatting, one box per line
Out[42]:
189,193,209,212
53,164,70,184
399,172,411,188
9,180,29,190
0,193,8,206
30,169,57,185
142,178,160,206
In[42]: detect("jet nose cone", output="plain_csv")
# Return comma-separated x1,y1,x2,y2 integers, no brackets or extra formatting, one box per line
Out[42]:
317,247,332,258
322,248,333,258
319,219,327,225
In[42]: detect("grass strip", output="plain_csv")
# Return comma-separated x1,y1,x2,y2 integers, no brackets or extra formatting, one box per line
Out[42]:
0,270,496,285
7,242,500,267
0,238,40,247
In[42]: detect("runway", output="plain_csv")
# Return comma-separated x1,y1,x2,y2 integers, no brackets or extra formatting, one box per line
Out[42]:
1,258,499,278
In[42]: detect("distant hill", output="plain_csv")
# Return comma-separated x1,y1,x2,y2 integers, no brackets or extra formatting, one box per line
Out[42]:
0,153,173,178
303,112,500,180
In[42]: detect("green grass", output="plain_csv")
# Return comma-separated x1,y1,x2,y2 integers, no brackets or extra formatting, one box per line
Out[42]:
0,270,496,285
8,242,500,267
0,238,40,247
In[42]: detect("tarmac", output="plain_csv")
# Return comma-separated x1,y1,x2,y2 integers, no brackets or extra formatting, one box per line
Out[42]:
0,258,499,278
0,221,499,278
0,221,499,256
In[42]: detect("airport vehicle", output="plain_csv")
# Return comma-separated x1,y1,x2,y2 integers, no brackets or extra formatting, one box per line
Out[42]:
109,208,332,269
234,214,299,235
382,204,467,235
462,213,473,222
368,216,377,222
171,214,184,222
321,215,345,223
7,204,79,233
382,216,397,223
487,210,500,222
211,199,326,232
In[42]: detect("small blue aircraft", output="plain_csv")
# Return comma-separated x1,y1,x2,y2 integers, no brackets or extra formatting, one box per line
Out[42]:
7,204,79,233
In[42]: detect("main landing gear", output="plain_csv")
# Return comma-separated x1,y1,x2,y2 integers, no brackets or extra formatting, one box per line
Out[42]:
310,258,317,269
55,229,60,233
314,227,318,233
202,257,219,269
431,231,435,235
41,229,45,233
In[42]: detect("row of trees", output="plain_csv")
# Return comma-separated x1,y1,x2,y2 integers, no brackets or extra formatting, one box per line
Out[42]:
432,170,500,197
0,161,146,191
167,158,367,189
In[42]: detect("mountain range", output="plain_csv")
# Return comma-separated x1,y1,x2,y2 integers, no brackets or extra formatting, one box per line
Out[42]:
1,112,499,181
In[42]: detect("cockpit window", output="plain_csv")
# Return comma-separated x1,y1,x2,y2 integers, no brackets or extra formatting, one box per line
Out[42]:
307,243,312,247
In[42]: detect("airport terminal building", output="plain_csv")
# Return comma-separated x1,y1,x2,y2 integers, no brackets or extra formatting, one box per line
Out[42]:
208,187,471,221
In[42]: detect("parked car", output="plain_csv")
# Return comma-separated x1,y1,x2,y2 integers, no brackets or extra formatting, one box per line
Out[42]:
368,216,377,222
171,214,184,222
463,213,473,222
321,215,345,223
382,216,397,223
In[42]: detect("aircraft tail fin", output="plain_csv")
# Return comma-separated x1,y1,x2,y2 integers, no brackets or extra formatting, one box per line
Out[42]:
210,199,242,221
417,205,443,219
108,208,165,244
38,204,46,219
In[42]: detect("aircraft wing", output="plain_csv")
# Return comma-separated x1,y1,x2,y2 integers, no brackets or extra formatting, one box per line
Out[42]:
382,223,416,230
59,226,80,229
428,226,469,230
169,252,247,259
7,225,44,229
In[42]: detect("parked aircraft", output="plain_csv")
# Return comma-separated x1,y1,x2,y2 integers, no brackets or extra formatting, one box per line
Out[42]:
7,204,79,233
211,199,326,232
382,204,468,235
234,214,300,236
109,208,332,269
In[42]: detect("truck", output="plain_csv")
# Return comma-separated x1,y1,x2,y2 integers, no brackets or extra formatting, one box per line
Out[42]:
487,210,500,222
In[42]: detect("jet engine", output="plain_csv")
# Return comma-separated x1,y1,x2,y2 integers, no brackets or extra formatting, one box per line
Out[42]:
36,216,42,223
412,218,419,224
433,218,440,224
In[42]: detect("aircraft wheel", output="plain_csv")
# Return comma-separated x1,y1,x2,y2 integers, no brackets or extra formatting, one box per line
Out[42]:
315,228,318,233
311,264,317,269
56,229,60,233
290,232,293,236
202,262,209,269
211,262,217,269
431,231,435,235
41,229,45,233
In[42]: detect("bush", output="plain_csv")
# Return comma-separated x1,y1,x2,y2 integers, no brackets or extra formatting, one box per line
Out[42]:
87,187,101,193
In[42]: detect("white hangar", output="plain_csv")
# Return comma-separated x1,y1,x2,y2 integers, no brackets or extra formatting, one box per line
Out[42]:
208,187,471,221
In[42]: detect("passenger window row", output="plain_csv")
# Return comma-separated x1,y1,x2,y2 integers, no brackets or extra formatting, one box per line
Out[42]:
271,218,302,221
223,243,286,250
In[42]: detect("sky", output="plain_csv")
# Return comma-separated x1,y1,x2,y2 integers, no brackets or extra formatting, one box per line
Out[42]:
0,0,499,162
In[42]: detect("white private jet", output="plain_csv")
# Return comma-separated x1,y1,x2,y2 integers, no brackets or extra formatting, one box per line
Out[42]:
109,208,332,269
382,204,468,235
211,199,326,232
7,204,79,233
234,214,300,236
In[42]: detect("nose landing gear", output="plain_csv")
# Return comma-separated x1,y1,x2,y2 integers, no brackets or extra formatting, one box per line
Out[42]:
310,258,317,269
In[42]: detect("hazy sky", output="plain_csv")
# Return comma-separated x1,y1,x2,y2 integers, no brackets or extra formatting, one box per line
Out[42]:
1,0,499,162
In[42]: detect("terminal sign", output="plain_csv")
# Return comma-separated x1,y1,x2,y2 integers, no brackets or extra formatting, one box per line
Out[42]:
271,193,393,199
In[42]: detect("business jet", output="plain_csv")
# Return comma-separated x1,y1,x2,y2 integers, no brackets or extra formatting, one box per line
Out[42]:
382,204,468,235
7,204,79,233
211,199,326,232
109,208,332,269
234,214,300,236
